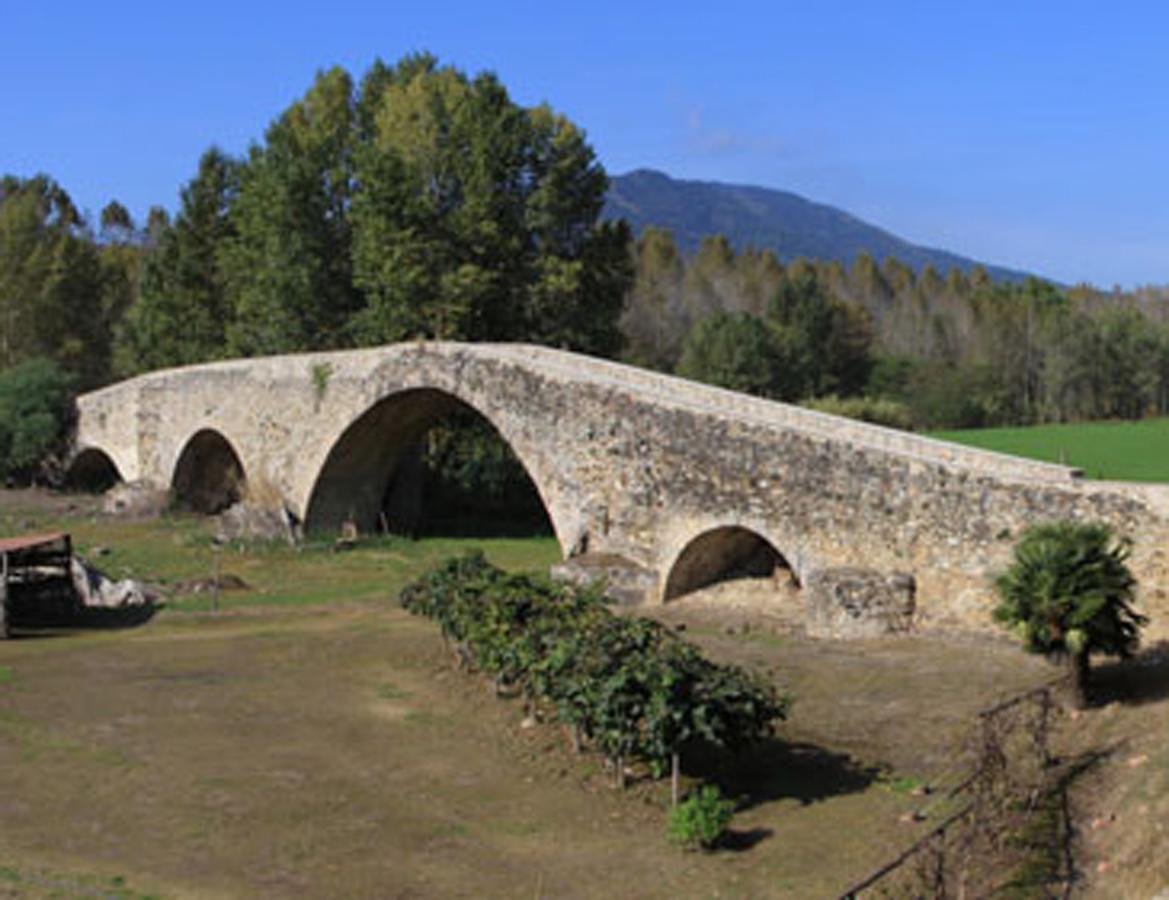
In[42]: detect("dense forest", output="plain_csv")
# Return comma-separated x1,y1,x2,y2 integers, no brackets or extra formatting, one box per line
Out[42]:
622,233,1169,429
3,53,1169,486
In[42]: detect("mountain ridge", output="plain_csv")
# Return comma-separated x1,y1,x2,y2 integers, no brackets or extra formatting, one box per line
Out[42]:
602,168,1034,283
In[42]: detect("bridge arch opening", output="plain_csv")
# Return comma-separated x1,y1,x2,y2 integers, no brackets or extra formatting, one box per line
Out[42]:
304,388,553,539
663,526,796,602
65,447,122,493
171,429,246,514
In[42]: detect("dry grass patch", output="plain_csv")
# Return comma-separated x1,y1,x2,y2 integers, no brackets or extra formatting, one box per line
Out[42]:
0,492,1126,897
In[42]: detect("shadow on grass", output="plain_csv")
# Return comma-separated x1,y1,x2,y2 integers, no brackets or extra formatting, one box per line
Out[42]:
416,518,555,540
686,738,881,812
719,827,774,852
9,601,159,636
1090,640,1169,707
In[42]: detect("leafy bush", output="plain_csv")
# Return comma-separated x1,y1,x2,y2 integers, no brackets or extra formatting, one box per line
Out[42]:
400,553,791,786
0,358,75,483
666,784,735,850
801,394,913,431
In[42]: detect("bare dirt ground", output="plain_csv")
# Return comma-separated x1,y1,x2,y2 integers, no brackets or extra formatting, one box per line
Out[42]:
0,601,904,899
657,579,1169,897
0,491,1164,897
0,605,1047,896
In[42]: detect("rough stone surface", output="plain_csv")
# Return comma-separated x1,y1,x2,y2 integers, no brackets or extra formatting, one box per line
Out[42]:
216,503,299,544
101,481,169,518
70,557,152,608
805,567,917,638
550,553,659,606
72,341,1169,636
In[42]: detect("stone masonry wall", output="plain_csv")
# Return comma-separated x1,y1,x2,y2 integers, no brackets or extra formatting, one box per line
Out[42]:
75,342,1169,638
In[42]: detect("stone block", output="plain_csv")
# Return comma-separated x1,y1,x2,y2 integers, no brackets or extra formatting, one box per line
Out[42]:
805,567,916,638
550,553,659,606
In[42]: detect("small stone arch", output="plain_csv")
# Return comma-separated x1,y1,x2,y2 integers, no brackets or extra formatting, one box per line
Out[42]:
303,387,559,540
65,447,123,493
663,525,796,601
171,429,246,514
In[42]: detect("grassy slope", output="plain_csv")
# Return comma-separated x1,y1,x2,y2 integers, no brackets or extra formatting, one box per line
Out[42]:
930,417,1169,483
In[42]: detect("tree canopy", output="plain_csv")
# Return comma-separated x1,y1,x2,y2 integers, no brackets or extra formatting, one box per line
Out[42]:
109,55,632,377
350,55,630,353
116,148,239,372
0,175,107,387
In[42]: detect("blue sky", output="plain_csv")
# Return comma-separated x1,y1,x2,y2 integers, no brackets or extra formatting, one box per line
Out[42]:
2,1,1165,287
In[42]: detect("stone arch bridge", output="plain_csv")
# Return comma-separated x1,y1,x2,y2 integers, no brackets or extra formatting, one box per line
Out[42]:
73,342,1169,634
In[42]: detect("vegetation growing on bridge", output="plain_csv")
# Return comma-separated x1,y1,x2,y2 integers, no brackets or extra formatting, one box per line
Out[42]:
400,552,790,799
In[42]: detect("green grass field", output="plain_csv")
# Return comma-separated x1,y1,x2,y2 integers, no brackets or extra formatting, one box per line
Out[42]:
0,490,562,613
930,417,1169,483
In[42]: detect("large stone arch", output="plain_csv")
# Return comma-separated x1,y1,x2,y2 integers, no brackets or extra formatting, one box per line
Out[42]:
171,429,247,514
65,446,123,493
662,523,800,601
302,387,563,542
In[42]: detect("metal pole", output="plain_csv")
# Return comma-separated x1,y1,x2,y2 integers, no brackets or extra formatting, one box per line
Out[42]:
212,545,220,612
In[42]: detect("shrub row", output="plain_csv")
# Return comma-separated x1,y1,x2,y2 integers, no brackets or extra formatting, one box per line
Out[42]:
399,552,790,789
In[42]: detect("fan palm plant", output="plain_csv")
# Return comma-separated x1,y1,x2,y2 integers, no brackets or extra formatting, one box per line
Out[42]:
993,521,1145,709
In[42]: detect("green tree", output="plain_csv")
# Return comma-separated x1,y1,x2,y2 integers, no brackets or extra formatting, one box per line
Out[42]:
96,199,142,379
351,57,630,355
116,148,239,373
768,270,872,400
99,200,135,245
1094,306,1162,419
849,252,890,308
223,67,360,355
621,227,686,370
676,311,778,397
993,521,1146,709
0,175,108,387
144,206,170,247
680,235,737,326
0,358,74,482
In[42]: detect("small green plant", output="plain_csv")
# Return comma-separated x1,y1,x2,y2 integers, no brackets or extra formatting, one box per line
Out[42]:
666,784,735,850
310,362,333,402
878,772,924,795
376,682,410,701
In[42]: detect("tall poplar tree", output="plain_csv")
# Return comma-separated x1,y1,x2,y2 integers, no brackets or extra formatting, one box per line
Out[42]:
223,67,360,355
0,175,107,386
351,57,630,355
116,148,239,372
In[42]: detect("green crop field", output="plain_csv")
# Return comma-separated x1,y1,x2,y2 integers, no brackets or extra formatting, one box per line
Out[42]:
930,418,1169,483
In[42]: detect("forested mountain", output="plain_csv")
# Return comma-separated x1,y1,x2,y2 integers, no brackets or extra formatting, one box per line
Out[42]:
603,169,1033,282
